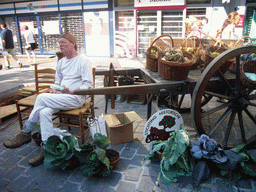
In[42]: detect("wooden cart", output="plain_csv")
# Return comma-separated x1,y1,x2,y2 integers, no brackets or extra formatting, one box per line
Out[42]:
76,45,256,149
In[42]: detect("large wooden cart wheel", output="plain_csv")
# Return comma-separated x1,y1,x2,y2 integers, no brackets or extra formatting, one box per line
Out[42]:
192,45,256,148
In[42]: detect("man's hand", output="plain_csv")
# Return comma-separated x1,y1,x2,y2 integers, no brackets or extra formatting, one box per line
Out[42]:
61,85,74,94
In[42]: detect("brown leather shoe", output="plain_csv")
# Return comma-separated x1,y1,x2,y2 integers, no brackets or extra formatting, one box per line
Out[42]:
4,132,31,149
29,150,44,166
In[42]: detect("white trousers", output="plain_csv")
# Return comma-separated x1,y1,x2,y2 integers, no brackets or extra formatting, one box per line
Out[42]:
22,93,86,142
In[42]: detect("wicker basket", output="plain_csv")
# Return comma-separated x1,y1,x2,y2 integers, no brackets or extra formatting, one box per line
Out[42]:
229,36,253,72
145,34,174,72
157,51,196,81
181,36,204,70
240,60,256,89
201,44,228,69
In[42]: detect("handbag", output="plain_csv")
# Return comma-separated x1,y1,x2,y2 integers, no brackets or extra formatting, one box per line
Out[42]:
87,114,107,139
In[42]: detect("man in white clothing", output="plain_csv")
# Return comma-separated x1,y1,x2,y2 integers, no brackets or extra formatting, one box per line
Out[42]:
3,32,94,166
23,25,36,63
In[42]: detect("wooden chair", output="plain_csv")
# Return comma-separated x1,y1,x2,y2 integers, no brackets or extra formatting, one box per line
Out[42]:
16,64,56,129
16,64,95,144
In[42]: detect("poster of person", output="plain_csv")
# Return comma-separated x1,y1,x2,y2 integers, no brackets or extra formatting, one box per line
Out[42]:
83,11,110,57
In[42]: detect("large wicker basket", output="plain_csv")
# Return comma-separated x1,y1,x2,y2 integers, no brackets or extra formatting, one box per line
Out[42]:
145,34,174,72
201,44,228,70
181,36,204,70
157,51,196,81
240,60,256,89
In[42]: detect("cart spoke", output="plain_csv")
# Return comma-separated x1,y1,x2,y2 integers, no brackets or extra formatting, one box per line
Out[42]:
208,107,232,136
201,102,231,118
249,93,256,100
204,91,233,101
244,108,256,125
223,110,236,146
216,70,236,96
178,94,185,108
238,110,246,143
248,101,256,107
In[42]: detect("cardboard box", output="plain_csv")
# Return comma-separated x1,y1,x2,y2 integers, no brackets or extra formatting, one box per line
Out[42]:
104,111,143,145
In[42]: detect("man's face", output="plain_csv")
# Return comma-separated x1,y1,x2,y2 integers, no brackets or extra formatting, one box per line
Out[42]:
59,37,75,54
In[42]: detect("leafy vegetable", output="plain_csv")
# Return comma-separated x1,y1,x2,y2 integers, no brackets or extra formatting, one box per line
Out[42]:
231,144,256,177
43,135,79,170
190,134,227,164
75,133,111,177
145,130,194,184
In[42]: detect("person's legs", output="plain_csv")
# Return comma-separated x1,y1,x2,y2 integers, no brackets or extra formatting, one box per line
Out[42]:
31,50,36,63
4,93,85,165
8,48,22,68
3,49,10,68
25,49,31,62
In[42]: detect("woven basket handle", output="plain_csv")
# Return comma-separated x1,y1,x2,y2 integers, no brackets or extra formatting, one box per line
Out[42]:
181,35,203,50
234,36,253,47
150,34,174,49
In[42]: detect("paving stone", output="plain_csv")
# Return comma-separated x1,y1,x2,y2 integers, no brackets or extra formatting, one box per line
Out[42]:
59,181,80,192
130,154,145,166
109,143,126,152
124,166,142,181
115,158,131,172
137,175,157,192
3,165,27,180
143,164,160,179
116,181,137,192
0,178,10,192
121,148,136,159
81,172,121,192
5,175,33,191
126,140,140,149
16,145,35,157
137,144,150,155
215,177,235,192
1,154,22,168
68,168,86,183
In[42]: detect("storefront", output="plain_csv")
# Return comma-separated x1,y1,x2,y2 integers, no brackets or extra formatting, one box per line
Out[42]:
0,0,249,58
0,0,112,56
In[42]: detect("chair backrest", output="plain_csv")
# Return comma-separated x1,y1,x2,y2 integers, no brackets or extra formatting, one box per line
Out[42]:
34,64,56,94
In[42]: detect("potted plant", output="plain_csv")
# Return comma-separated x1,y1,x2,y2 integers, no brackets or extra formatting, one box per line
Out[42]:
31,125,42,146
144,130,194,184
75,133,120,177
43,135,80,170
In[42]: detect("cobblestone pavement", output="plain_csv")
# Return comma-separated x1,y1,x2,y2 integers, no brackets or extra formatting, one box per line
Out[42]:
0,55,256,192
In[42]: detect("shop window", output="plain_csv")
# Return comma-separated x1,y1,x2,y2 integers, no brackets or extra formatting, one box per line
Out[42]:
137,10,157,57
115,10,135,58
162,10,184,38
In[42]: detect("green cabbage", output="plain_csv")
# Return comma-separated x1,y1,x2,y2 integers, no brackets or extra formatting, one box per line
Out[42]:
43,135,79,170
74,133,111,177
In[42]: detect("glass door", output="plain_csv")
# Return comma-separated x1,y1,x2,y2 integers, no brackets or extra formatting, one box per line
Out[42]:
114,10,135,58
137,10,157,57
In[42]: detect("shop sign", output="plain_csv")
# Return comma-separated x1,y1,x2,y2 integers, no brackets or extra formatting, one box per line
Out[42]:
135,0,185,10
236,15,245,27
143,109,184,145
0,3,15,15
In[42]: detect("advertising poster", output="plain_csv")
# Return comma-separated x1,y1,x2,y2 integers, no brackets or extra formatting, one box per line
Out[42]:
83,11,110,57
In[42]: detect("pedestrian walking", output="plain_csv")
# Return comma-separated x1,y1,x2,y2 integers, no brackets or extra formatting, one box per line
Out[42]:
0,22,22,68
23,25,36,63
